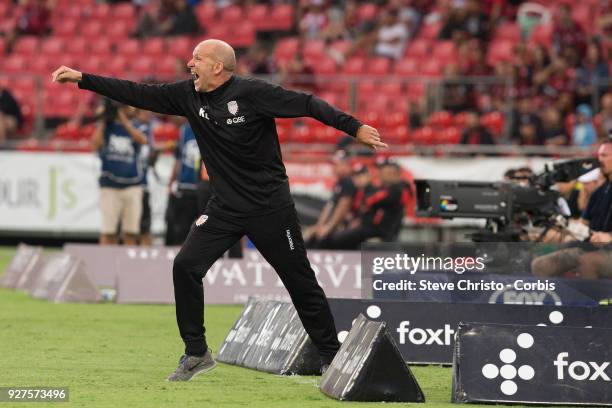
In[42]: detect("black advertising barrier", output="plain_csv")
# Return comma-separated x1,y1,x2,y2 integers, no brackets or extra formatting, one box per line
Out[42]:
320,314,425,403
217,298,320,375
217,297,260,364
0,243,43,289
452,323,612,406
328,298,612,364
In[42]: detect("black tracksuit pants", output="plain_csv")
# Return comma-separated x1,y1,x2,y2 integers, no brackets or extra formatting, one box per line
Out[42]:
172,204,340,364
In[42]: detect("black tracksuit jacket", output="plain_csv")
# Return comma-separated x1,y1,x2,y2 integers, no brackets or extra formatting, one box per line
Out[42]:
79,74,363,216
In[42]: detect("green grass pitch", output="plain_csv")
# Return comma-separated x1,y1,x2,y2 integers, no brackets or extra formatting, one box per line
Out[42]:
0,246,561,408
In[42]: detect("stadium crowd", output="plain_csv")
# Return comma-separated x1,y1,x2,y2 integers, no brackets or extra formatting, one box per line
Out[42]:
0,0,611,149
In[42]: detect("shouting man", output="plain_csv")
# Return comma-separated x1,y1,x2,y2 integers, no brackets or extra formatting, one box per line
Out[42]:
52,39,386,381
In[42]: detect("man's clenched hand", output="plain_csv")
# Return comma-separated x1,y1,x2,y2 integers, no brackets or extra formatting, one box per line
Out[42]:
51,66,83,83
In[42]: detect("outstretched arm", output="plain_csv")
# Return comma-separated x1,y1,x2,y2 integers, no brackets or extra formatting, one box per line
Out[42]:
51,66,189,116
247,79,388,150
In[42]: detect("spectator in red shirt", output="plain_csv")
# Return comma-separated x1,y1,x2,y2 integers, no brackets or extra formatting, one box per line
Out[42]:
17,0,52,35
553,4,586,59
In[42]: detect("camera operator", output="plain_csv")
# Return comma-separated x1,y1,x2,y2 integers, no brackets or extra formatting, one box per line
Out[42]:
326,160,410,249
532,140,612,279
92,99,148,245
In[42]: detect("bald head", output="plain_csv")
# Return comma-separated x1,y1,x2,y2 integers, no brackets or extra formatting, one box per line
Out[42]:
188,39,236,92
196,39,236,72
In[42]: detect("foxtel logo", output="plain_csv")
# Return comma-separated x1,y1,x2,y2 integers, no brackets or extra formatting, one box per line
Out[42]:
554,352,611,381
396,321,454,345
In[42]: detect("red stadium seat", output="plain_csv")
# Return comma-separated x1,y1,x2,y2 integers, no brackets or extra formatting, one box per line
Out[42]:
275,118,294,133
572,4,592,32
54,122,82,141
128,57,155,79
480,111,504,136
384,125,409,144
268,4,293,31
90,2,111,20
247,4,269,30
274,37,299,65
11,84,35,102
81,21,104,38
383,112,408,128
487,40,515,65
367,57,391,75
317,91,338,106
167,36,194,59
220,5,243,24
357,3,378,22
359,111,381,128
90,37,112,55
65,37,88,55
427,110,453,129
290,125,314,143
405,38,429,58
313,126,341,144
311,57,337,75
0,2,9,18
205,25,229,43
421,59,442,76
106,56,128,77
379,82,403,97
454,111,469,128
438,126,461,144
364,95,390,114
30,56,55,75
116,39,141,57
229,22,256,48
432,40,458,64
106,21,130,40
343,56,366,75
113,3,135,20
412,126,435,145
53,19,78,37
303,40,326,60
143,38,165,56
156,56,179,78
12,77,36,93
418,21,441,39
2,55,26,73
13,36,39,55
79,56,106,74
195,2,217,26
40,37,65,56
406,83,425,101
395,58,418,76
330,39,351,56
43,86,77,117
494,23,521,43
358,80,377,95
56,5,82,19
276,125,289,143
